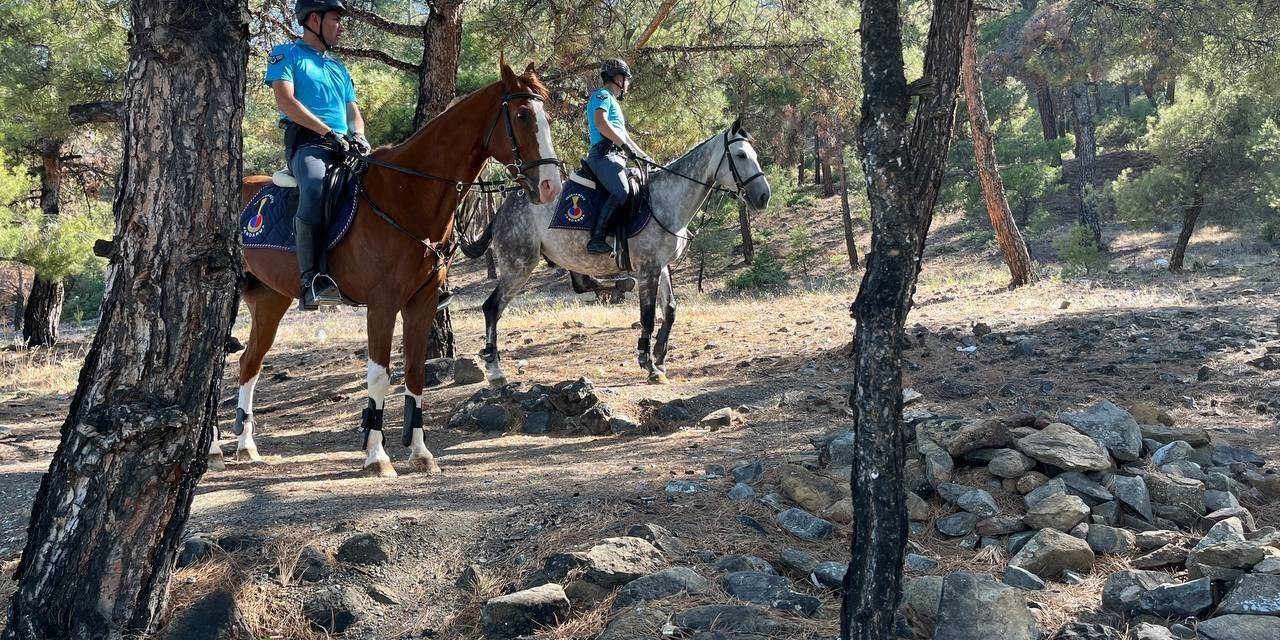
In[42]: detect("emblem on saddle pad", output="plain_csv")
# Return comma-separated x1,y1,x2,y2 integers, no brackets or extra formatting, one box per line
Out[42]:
245,195,271,238
564,193,586,222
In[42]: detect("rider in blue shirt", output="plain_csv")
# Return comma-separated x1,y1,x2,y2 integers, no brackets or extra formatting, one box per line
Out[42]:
584,59,653,254
266,0,369,310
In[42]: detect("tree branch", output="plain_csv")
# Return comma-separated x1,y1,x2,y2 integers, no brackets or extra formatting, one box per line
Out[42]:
68,101,124,126
345,4,421,39
633,0,680,49
543,40,826,82
332,46,420,73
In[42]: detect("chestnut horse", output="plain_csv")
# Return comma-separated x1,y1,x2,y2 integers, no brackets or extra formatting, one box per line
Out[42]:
214,63,562,477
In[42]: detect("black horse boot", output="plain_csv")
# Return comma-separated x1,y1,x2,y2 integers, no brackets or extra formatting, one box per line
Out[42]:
586,196,621,254
295,218,340,310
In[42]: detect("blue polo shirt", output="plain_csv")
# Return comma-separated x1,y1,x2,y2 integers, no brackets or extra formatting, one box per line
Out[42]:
585,88,625,146
264,40,357,135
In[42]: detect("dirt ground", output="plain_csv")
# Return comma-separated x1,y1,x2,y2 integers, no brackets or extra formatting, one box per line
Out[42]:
1,200,1278,638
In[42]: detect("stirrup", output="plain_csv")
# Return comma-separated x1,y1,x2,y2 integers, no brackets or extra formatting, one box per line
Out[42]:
310,274,343,305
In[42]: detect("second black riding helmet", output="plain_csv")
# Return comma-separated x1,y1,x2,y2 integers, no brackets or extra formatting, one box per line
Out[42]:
296,0,346,22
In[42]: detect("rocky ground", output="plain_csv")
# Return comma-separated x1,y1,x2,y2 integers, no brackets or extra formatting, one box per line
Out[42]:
1,206,1278,639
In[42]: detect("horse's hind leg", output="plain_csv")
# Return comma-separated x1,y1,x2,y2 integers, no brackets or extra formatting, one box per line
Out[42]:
360,302,398,478
481,244,539,385
653,266,677,374
401,288,441,474
636,269,666,384
231,277,291,464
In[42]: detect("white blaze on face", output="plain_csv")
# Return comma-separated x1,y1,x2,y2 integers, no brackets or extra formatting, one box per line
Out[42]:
532,101,562,196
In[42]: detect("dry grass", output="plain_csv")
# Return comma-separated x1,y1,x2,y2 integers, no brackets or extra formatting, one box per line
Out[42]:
0,343,87,397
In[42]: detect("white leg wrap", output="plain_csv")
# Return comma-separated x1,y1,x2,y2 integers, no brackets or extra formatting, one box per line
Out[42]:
238,374,259,414
208,424,222,456
367,360,390,410
364,428,391,466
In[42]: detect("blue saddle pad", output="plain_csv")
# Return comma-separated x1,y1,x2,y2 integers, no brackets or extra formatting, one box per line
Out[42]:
240,180,360,252
549,179,649,237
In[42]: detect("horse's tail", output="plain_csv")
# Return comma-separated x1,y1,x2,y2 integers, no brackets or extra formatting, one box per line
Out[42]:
461,216,494,259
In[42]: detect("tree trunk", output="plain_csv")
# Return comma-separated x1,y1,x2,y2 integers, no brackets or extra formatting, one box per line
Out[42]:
738,199,754,265
1122,83,1130,112
413,0,464,356
813,127,822,185
697,253,706,293
1169,170,1205,272
1068,82,1102,248
1141,68,1158,107
24,142,66,347
2,1,246,638
412,0,464,129
1034,86,1058,140
1165,77,1176,105
11,267,25,332
798,151,806,185
961,13,1035,287
843,0,972,638
835,117,859,271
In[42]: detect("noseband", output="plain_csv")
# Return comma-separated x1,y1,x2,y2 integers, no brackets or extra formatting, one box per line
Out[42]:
484,92,565,193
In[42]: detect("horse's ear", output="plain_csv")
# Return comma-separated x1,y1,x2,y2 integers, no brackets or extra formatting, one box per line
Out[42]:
500,54,517,89
524,62,537,75
731,117,742,133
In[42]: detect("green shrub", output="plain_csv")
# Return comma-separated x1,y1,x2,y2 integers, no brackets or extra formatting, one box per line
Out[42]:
1261,218,1280,244
785,227,819,279
1053,225,1107,274
728,247,788,290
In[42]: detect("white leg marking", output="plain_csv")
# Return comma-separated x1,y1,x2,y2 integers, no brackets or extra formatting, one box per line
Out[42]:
367,360,390,410
238,374,259,414
364,360,395,476
487,358,506,383
235,374,261,461
405,391,438,473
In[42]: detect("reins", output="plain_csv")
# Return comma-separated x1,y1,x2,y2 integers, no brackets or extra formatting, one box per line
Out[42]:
631,130,764,242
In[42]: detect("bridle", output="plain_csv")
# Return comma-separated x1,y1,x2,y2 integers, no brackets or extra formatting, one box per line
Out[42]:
636,129,765,199
483,91,566,196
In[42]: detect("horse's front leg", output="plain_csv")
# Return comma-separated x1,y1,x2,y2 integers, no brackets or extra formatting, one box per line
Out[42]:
653,265,677,374
481,237,539,386
361,303,398,478
636,269,666,384
402,289,441,473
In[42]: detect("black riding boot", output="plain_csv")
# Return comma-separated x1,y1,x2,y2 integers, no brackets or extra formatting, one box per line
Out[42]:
295,218,340,310
587,196,621,254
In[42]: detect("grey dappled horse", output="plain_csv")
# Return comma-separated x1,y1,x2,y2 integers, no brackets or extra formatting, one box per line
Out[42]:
472,119,771,384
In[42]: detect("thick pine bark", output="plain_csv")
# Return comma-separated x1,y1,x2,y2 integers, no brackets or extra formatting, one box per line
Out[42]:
24,142,66,348
961,14,1035,287
1165,77,1176,105
842,0,972,638
1069,82,1102,248
738,200,754,265
412,0,464,129
1,2,247,638
1169,170,1205,272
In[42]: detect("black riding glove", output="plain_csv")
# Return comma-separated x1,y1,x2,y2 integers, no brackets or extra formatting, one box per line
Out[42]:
323,130,351,155
348,132,371,156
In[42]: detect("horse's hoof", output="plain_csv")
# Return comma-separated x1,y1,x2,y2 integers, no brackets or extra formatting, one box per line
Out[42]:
363,459,398,478
648,372,669,385
206,453,226,471
235,447,261,463
409,455,441,474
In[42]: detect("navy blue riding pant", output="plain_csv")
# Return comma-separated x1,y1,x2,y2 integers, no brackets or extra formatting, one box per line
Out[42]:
586,140,631,203
289,142,337,225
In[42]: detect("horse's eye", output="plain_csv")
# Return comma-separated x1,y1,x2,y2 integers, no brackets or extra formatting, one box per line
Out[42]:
737,152,747,159
518,111,531,121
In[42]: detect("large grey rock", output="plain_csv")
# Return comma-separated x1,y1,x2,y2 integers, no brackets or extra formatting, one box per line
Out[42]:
1216,574,1280,616
336,533,395,566
721,571,820,616
977,515,1028,537
1204,489,1241,513
903,575,944,624
1152,441,1195,466
1003,566,1046,591
304,586,366,635
1133,578,1213,618
1051,623,1124,640
713,554,776,575
1186,540,1266,578
1009,529,1096,579
158,589,251,640
812,561,847,589
1140,471,1207,516
989,449,1036,478
1060,400,1143,461
956,488,1000,517
731,460,764,484
1024,493,1091,532
1100,570,1176,614
1107,475,1154,522
907,491,932,522
293,546,334,583
917,418,1011,457
1212,445,1265,467
453,356,487,384
1195,614,1280,640
1195,517,1247,551
614,567,711,609
671,605,800,635
775,508,834,541
1025,478,1068,509
937,512,981,538
777,548,817,575
598,606,668,640
627,523,688,557
1140,424,1210,447
919,437,956,486
1132,544,1189,569
481,583,570,639
177,536,218,569
1015,423,1112,472
543,537,665,588
1059,472,1114,504
1086,524,1136,555
933,572,1040,640
1128,622,1175,640
1134,530,1182,552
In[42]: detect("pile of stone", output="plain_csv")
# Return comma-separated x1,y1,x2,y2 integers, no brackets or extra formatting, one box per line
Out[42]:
477,524,831,639
820,399,1280,640
446,377,647,436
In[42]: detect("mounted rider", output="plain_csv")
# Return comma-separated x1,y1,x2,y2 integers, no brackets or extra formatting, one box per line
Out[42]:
266,0,370,310
585,58,654,254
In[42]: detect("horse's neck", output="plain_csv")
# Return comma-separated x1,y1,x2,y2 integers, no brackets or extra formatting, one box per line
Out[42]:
381,87,500,182
648,137,722,229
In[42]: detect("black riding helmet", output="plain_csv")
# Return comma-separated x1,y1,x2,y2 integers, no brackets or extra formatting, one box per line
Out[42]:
296,0,346,49
600,58,632,84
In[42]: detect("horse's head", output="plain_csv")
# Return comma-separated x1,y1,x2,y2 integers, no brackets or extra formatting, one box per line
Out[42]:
714,118,770,210
487,61,563,205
